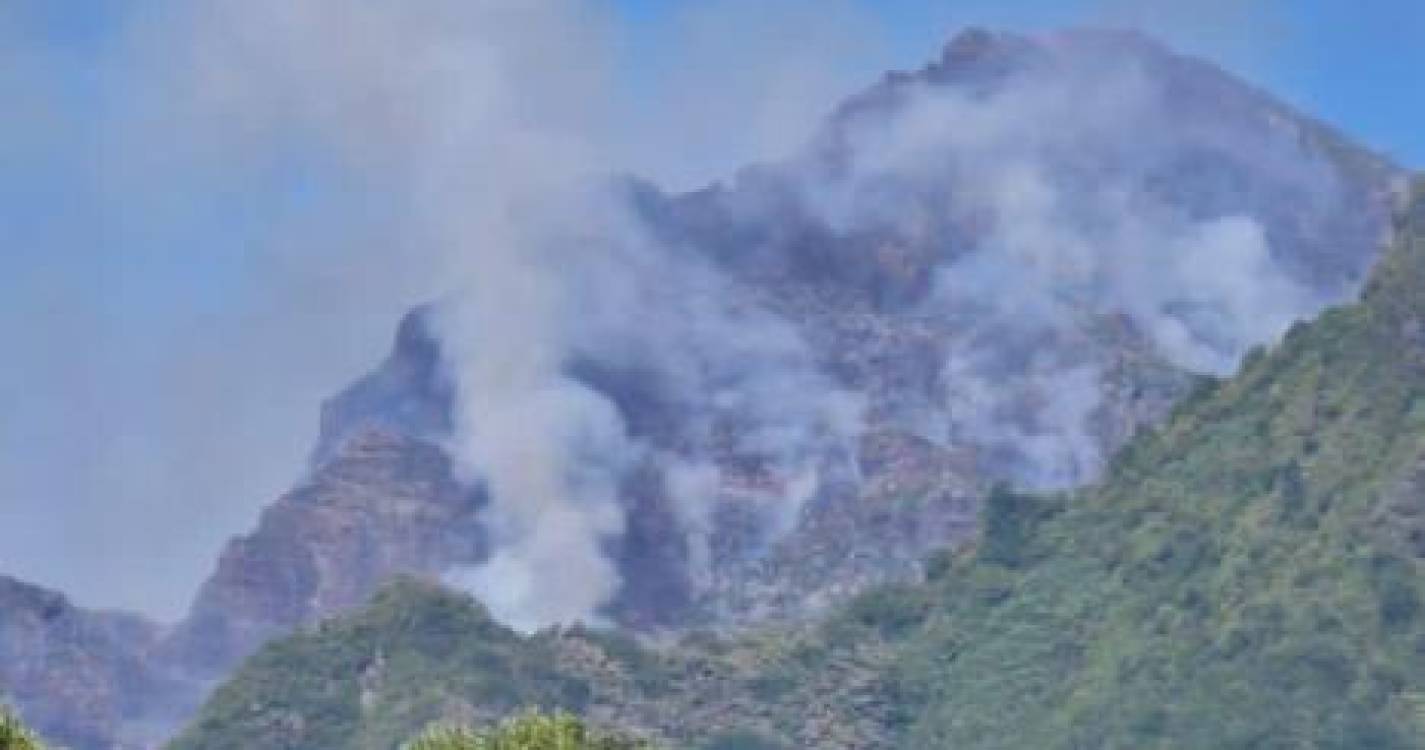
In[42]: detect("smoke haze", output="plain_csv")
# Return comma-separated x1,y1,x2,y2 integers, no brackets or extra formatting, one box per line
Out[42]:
0,0,874,619
679,28,1371,492
0,1,1402,627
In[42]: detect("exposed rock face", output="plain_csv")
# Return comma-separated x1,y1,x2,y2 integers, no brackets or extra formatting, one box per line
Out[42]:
606,27,1399,624
0,28,1407,750
170,179,1425,750
167,429,485,675
310,306,454,466
0,577,189,750
2,430,483,749
248,28,1401,639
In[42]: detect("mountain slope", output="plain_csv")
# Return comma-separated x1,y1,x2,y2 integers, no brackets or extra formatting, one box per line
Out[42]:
2,28,1409,750
164,429,486,676
168,576,907,750
886,177,1425,748
0,577,196,750
171,180,1425,749
176,25,1404,649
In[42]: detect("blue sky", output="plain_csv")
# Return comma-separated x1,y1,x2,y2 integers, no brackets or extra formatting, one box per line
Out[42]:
0,0,1421,616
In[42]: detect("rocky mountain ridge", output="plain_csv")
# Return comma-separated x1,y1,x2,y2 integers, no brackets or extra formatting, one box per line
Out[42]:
0,28,1407,749
0,577,189,750
173,176,1425,750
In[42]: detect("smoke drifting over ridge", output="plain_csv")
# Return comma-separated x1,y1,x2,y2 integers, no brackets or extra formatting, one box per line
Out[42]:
0,0,874,618
0,0,1399,627
428,26,1391,630
178,0,868,629
431,194,862,629
721,28,1380,489
812,32,1344,367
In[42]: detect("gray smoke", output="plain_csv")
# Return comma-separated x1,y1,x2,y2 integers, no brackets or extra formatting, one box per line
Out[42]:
0,0,869,619
436,27,1360,627
775,30,1351,487
0,0,1391,630
174,0,868,630
432,191,862,629
168,0,866,630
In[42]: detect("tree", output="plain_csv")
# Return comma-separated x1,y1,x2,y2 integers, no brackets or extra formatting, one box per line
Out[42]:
979,482,1056,568
405,711,651,750
0,706,43,750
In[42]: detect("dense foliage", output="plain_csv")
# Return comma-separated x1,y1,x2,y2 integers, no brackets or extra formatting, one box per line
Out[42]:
881,180,1425,748
405,712,649,750
170,181,1425,749
166,580,621,750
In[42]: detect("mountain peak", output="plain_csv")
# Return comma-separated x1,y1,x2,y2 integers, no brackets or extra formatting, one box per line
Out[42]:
6,24,1410,750
937,26,1009,66
926,26,1171,83
919,26,1042,87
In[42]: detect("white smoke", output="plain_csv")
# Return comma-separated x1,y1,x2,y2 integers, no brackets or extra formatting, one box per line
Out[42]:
182,0,866,630
187,14,1357,630
1,1,1387,629
0,0,874,619
172,0,870,631
432,191,862,629
428,213,632,630
776,30,1344,487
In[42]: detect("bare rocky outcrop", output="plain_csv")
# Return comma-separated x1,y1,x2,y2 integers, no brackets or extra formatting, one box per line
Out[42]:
0,28,1407,749
0,577,187,750
165,429,486,676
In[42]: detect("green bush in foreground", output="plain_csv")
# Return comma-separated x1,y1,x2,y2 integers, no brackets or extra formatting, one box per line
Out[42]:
0,706,43,750
405,711,651,750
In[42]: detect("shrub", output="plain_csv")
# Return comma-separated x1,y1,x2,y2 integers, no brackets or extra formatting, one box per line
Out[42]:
0,706,43,750
405,710,651,750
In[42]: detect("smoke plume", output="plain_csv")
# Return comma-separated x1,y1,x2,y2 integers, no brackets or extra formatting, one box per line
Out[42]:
765,30,1358,487
0,0,869,618
0,2,1394,629
430,189,862,629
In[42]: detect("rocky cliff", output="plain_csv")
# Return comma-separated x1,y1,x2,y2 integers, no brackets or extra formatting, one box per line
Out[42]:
0,577,190,750
193,26,1397,638
174,177,1425,750
0,28,1407,749
164,429,486,676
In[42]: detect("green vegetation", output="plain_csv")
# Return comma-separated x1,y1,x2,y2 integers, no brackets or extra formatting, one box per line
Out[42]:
166,574,879,748
166,580,637,750
405,711,649,750
881,179,1425,748
0,706,43,750
172,181,1425,749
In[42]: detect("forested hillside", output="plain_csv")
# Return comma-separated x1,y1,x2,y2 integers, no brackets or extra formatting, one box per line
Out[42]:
172,182,1425,748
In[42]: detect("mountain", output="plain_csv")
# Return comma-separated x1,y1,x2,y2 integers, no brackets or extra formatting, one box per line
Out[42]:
171,177,1425,749
877,176,1425,747
164,429,484,676
0,27,1408,749
168,578,897,750
174,24,1402,648
0,577,194,750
